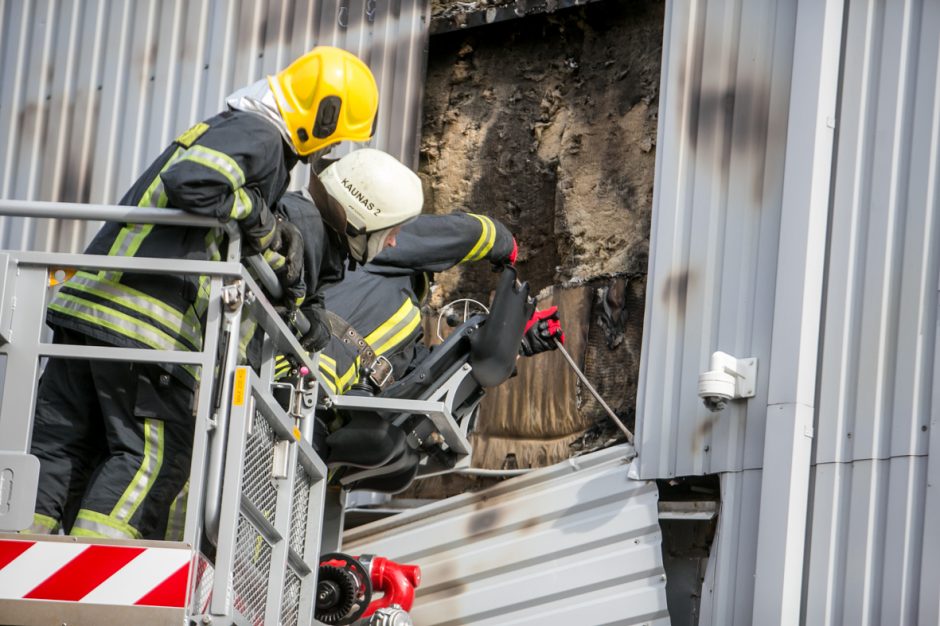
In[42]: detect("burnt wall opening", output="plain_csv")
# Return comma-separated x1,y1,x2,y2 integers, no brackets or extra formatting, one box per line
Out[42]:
409,0,664,496
420,0,663,299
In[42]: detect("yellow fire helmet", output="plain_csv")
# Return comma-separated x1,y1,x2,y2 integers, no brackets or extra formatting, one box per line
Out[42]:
268,46,379,156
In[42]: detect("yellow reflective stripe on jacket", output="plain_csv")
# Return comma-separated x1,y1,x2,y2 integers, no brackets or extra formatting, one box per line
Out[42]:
176,121,209,147
460,214,496,263
176,144,252,219
376,315,421,357
206,228,223,262
50,293,193,351
317,358,361,394
274,355,292,380
365,299,422,356
58,271,203,349
100,224,153,284
233,188,253,220
262,248,286,271
102,147,183,283
112,419,164,524
317,367,339,394
72,509,141,540
337,357,361,393
318,356,341,393
107,224,155,258
48,295,199,380
194,228,224,318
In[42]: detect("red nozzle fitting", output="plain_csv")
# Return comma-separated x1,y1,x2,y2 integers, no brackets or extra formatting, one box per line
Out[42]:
360,556,421,618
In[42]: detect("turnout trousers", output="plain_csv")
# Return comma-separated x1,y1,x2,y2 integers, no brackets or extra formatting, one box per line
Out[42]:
27,328,195,540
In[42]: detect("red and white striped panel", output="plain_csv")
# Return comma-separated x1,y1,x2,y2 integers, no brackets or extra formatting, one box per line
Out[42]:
0,538,191,607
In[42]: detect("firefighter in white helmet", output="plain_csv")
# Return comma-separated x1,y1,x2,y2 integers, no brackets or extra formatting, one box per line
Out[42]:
283,148,426,352
164,149,424,540
314,148,425,262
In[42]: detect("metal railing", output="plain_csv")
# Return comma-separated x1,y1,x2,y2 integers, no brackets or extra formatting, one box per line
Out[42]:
0,200,330,625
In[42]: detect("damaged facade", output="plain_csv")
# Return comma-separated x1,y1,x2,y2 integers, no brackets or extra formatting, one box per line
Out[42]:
417,0,663,480
3,0,939,624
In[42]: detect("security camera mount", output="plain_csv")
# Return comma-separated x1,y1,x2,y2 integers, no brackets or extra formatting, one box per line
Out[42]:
697,351,757,412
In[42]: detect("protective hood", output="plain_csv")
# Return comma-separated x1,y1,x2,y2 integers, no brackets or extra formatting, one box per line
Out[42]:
347,226,397,265
225,79,296,155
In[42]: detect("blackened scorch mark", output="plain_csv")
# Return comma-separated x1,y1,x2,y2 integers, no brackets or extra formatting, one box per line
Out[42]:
661,268,693,320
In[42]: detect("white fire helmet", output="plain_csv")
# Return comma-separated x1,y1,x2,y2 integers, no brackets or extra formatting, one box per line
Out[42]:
318,148,423,264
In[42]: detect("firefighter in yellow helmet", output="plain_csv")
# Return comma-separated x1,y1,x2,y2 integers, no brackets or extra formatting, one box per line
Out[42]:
26,47,378,540
267,47,379,156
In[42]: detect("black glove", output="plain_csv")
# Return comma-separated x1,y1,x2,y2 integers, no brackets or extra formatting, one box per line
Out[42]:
266,219,305,296
242,203,278,252
298,306,331,353
491,237,518,272
520,306,565,357
243,208,305,300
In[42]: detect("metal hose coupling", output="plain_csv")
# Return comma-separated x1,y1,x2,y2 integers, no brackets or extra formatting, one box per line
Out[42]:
364,605,413,626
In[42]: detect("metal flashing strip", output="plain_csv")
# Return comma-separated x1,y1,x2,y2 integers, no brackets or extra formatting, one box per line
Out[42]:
658,500,718,521
431,0,608,34
344,445,668,625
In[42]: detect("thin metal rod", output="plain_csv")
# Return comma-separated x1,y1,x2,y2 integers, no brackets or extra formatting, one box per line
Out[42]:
37,343,206,365
554,338,635,444
0,199,220,227
415,468,533,478
14,250,244,277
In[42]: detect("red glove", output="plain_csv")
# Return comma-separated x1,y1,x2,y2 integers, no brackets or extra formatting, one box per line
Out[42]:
508,238,518,265
521,306,564,356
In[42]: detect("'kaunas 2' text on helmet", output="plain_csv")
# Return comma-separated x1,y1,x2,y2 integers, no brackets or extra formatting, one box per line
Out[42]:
268,46,379,156
316,148,424,263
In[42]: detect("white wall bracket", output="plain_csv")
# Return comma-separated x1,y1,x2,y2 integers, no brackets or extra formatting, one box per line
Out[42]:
697,351,758,412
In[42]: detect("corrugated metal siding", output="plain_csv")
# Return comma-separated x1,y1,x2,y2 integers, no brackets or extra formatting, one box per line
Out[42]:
634,0,797,478
805,458,928,625
646,0,940,623
698,469,760,626
804,1,940,624
816,0,938,465
645,0,940,623
343,446,670,626
0,0,429,252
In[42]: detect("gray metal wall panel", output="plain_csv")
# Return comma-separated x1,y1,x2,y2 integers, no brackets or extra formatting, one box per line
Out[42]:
343,447,670,626
798,1,940,624
0,0,429,253
816,0,940,464
683,0,940,624
643,0,940,622
919,336,940,625
635,0,797,478
804,458,927,625
698,469,760,626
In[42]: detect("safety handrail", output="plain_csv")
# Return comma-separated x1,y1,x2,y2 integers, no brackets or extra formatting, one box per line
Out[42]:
0,199,224,228
0,198,312,332
0,199,326,542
